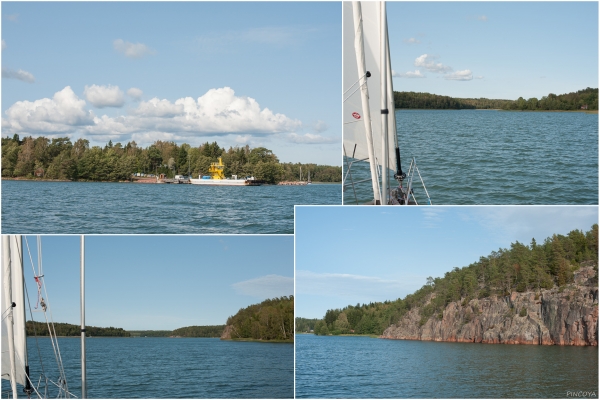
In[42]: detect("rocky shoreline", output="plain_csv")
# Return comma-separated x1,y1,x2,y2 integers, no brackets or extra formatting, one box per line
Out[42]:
381,263,598,346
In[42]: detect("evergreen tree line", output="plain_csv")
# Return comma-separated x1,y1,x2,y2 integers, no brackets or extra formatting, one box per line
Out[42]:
295,317,320,333
171,325,225,337
226,296,294,341
26,321,131,337
1,136,341,184
394,88,598,111
313,225,598,336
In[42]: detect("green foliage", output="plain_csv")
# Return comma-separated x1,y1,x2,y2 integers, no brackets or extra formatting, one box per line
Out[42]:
226,296,293,341
519,307,528,317
295,317,319,333
316,225,598,336
171,325,225,337
0,136,342,183
26,321,130,337
394,88,598,111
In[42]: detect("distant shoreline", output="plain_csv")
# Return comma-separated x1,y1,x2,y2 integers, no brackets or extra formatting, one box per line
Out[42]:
2,177,341,184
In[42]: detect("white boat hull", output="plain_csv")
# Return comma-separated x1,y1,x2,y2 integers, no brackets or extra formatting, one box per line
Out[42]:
189,178,260,186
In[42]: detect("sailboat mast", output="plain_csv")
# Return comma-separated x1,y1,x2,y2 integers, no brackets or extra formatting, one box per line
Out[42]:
80,235,87,399
352,1,381,204
380,1,389,205
3,236,18,399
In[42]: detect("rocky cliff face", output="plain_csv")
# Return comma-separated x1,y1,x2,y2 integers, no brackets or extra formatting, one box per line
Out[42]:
381,264,598,346
220,325,233,340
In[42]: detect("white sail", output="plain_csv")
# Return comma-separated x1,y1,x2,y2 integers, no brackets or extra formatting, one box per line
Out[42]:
1,235,28,388
343,1,396,174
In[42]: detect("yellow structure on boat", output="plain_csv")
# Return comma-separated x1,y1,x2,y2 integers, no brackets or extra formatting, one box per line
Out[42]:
208,157,226,180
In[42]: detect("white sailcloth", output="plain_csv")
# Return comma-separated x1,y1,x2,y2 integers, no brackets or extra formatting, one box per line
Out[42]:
1,235,28,387
343,1,396,173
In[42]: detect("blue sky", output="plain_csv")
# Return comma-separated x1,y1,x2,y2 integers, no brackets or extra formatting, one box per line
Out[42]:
295,206,598,318
388,2,598,99
19,235,293,330
1,2,341,165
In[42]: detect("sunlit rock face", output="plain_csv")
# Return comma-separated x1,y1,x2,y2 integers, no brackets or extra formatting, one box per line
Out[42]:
382,262,598,346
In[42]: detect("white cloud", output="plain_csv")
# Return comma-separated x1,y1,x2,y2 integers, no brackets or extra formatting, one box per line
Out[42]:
2,86,301,141
296,270,417,300
475,75,484,80
403,37,421,44
2,86,94,133
477,15,488,21
5,14,18,22
312,120,329,133
2,67,35,83
471,207,598,245
392,69,425,78
445,69,473,81
414,54,453,73
232,274,293,299
83,84,125,108
127,87,143,101
235,135,251,144
1,40,6,50
286,132,337,144
113,39,156,59
133,98,183,117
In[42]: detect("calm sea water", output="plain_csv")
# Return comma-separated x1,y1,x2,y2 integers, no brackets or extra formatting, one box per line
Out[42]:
295,335,598,398
344,110,598,204
1,181,340,234
2,337,293,398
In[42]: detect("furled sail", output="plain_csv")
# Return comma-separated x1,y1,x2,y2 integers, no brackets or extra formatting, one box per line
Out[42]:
1,235,28,388
343,1,397,174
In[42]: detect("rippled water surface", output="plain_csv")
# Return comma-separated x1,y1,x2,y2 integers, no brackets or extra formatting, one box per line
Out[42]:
344,110,598,204
295,334,598,398
1,182,340,234
3,337,293,398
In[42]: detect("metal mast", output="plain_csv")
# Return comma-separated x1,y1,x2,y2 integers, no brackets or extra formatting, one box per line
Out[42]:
380,1,389,205
80,235,87,399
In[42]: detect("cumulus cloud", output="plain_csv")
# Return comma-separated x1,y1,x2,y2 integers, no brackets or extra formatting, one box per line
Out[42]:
2,86,94,133
127,87,143,100
414,54,453,73
232,274,293,298
403,37,421,44
312,120,329,133
444,69,473,81
133,98,183,117
113,39,156,59
2,86,301,140
1,40,6,50
2,67,35,83
286,132,337,144
83,84,125,108
392,69,425,78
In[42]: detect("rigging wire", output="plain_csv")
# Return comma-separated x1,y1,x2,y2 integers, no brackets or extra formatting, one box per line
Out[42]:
23,236,70,397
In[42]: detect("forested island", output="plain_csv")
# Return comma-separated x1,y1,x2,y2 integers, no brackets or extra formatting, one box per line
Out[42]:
1,136,341,184
394,87,598,111
129,325,225,338
309,225,598,346
221,296,294,342
26,321,131,337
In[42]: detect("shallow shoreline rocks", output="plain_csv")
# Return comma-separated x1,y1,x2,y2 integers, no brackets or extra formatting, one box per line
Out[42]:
381,264,598,346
